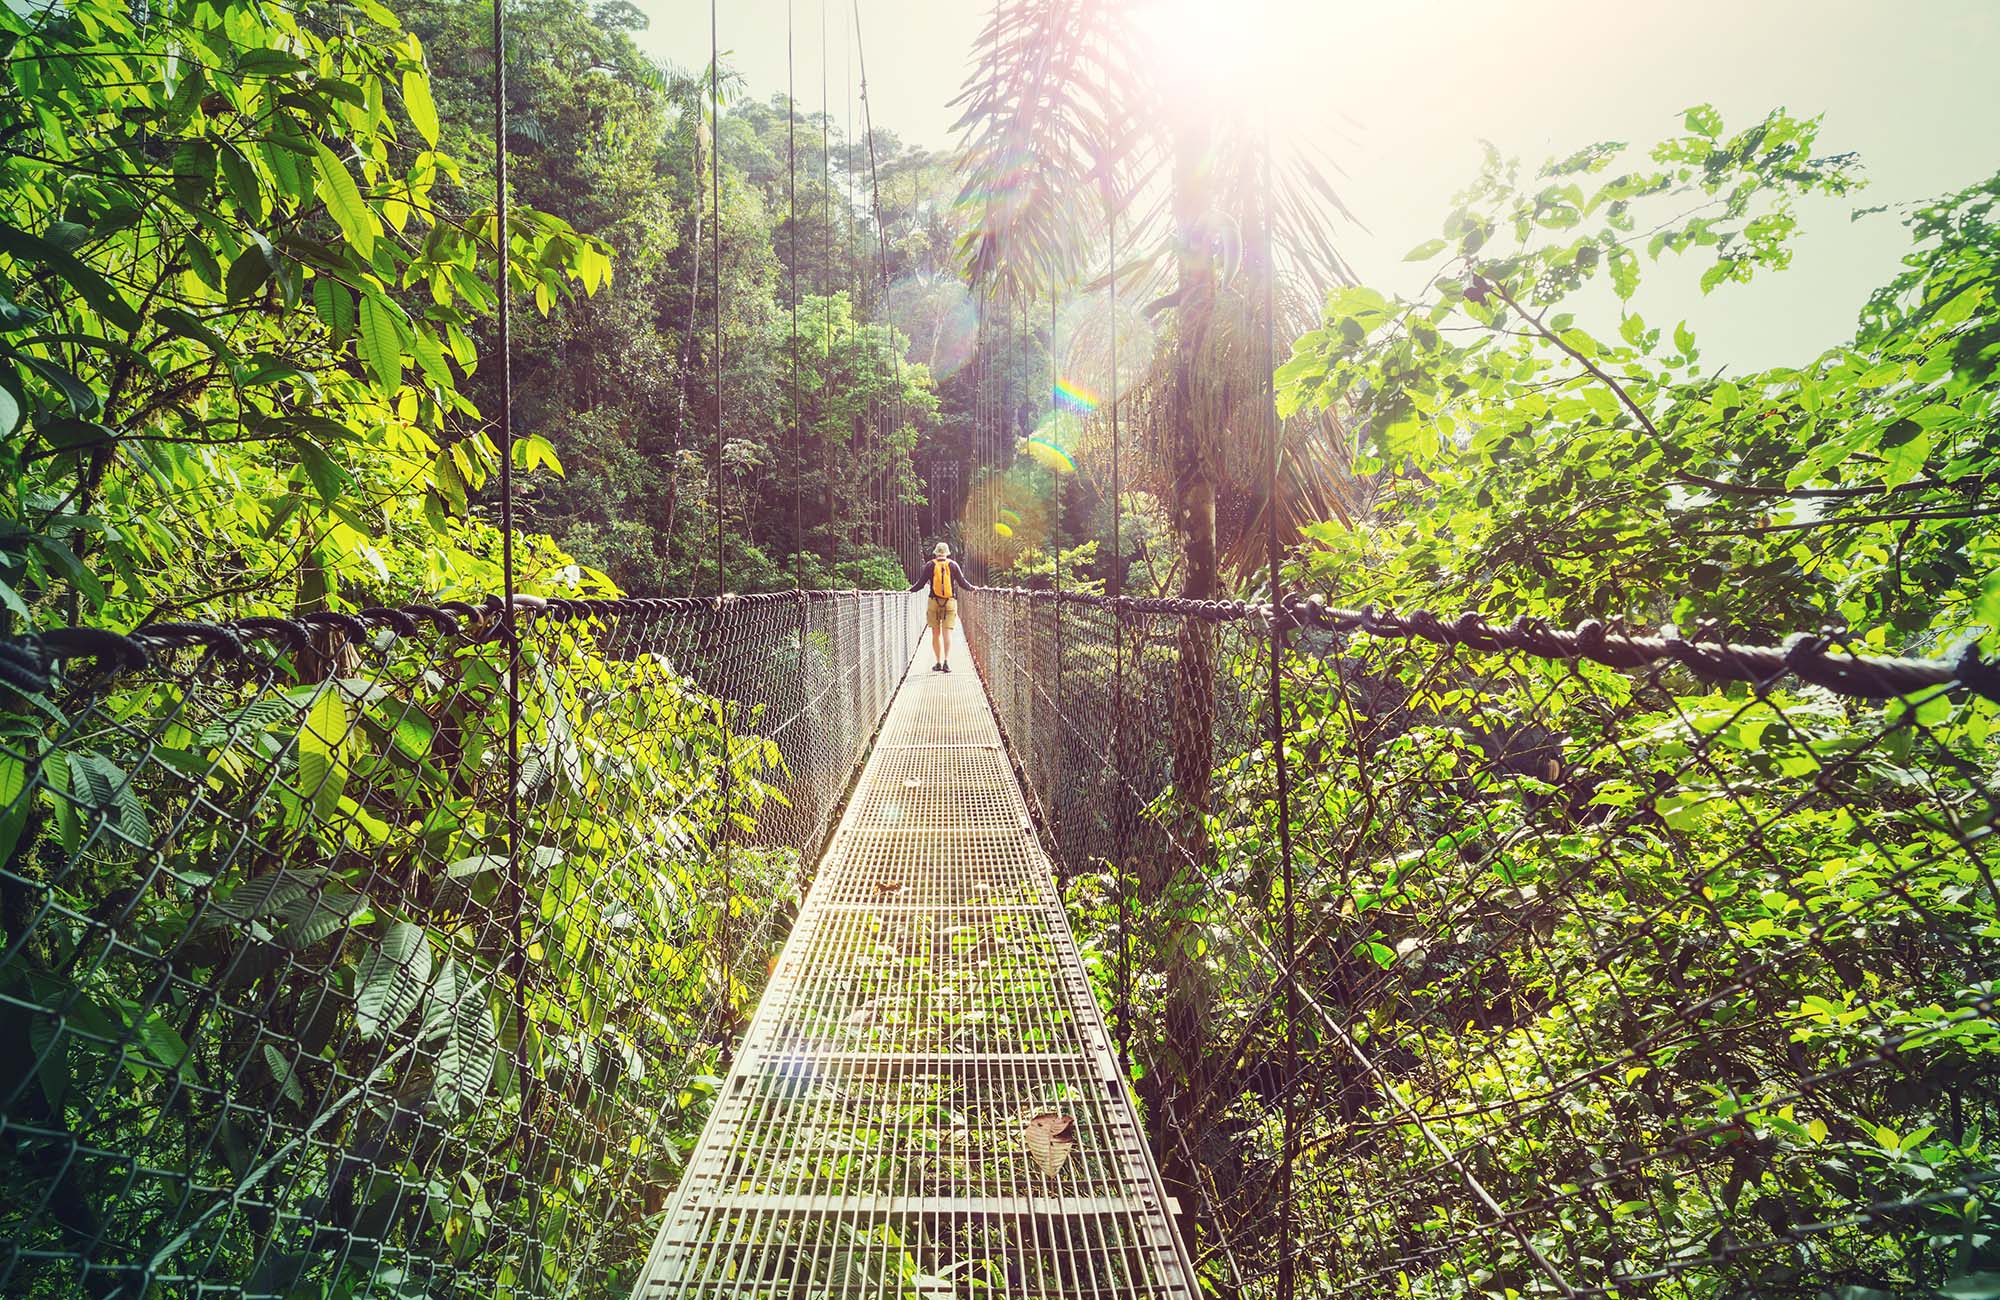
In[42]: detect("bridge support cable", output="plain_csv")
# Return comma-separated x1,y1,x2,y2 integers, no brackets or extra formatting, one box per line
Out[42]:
630,637,1202,1298
1255,103,1301,1300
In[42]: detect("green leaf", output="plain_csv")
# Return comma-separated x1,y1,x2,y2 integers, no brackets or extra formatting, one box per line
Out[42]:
219,144,264,222
1880,426,1931,489
132,1015,190,1071
0,366,21,437
446,853,508,880
312,278,357,348
18,354,101,417
513,433,564,477
298,683,351,817
358,291,405,392
262,1043,306,1105
198,694,302,746
1403,238,1447,262
154,307,234,362
0,293,48,331
311,140,378,260
277,886,367,948
1682,104,1724,139
354,921,432,1038
409,321,453,388
402,69,440,147
226,241,278,303
236,48,311,77
0,752,25,806
210,868,320,924
433,965,496,1110
1931,285,1983,329
293,437,353,504
0,794,30,873
64,751,148,846
0,219,140,331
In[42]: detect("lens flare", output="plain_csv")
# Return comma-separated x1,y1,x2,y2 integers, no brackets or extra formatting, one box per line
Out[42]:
1053,377,1099,413
1021,436,1077,475
1056,291,1159,410
963,472,1049,570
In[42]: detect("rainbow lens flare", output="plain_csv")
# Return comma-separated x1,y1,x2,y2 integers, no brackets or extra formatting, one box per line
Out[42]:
1054,377,1100,413
1021,437,1077,474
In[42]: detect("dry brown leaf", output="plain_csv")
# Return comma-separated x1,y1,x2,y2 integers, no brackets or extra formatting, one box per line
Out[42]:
873,879,904,897
1022,1112,1076,1178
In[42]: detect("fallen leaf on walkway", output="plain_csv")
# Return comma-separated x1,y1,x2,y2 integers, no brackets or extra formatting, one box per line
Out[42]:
1023,1112,1076,1177
844,1001,878,1030
874,879,904,897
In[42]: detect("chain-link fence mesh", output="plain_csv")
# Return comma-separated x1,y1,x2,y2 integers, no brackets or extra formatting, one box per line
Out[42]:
964,588,2000,1299
0,590,923,1300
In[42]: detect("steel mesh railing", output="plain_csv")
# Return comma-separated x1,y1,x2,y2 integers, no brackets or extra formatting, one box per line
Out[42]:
0,590,923,1300
963,588,2000,1298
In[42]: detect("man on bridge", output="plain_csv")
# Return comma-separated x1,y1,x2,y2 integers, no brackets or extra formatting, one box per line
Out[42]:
911,542,976,673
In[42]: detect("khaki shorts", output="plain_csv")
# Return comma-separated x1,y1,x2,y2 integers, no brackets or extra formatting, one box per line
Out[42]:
926,596,958,632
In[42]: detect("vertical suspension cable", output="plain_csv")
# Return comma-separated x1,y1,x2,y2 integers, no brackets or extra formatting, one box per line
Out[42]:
1108,199,1129,1073
489,0,538,1261
708,0,736,1052
820,0,834,559
975,292,987,580
710,0,725,600
843,8,861,554
1048,284,1063,853
852,0,904,569
788,0,802,590
1262,96,1301,1300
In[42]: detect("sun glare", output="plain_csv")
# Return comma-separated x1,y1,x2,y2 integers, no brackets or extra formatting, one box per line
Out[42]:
1135,0,1269,94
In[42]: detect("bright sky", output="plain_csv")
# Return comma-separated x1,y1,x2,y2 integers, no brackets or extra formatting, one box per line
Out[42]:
635,0,2000,370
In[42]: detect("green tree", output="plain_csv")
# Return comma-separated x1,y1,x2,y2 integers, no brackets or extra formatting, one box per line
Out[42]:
0,0,610,634
1277,107,1995,654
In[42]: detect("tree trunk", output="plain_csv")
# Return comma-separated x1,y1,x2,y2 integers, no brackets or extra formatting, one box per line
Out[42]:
1146,113,1223,1256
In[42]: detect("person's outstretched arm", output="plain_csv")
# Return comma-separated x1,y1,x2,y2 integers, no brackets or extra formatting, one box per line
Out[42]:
909,563,929,593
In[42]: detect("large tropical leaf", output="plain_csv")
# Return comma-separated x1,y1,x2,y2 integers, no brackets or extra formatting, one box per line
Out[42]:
355,921,432,1039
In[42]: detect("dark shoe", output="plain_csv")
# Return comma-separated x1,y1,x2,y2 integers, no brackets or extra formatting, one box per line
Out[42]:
931,662,943,672
941,662,952,673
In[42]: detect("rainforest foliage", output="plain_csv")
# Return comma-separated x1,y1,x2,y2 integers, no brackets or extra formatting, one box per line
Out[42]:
1078,106,2000,1295
3,0,1997,1290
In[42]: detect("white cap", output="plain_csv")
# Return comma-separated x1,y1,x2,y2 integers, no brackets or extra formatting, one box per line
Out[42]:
933,542,950,557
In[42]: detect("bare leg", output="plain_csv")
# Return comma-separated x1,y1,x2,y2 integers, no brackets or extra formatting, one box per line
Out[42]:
931,624,943,663
942,628,954,663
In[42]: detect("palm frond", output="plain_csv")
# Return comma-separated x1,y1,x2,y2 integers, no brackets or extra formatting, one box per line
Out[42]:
950,0,1153,302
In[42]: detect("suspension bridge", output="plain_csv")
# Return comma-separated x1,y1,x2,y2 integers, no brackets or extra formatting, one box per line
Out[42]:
2,0,1995,1289
630,637,1197,1298
4,585,1991,1300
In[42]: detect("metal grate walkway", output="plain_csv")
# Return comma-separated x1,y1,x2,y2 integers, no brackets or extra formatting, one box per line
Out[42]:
631,640,1200,1298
